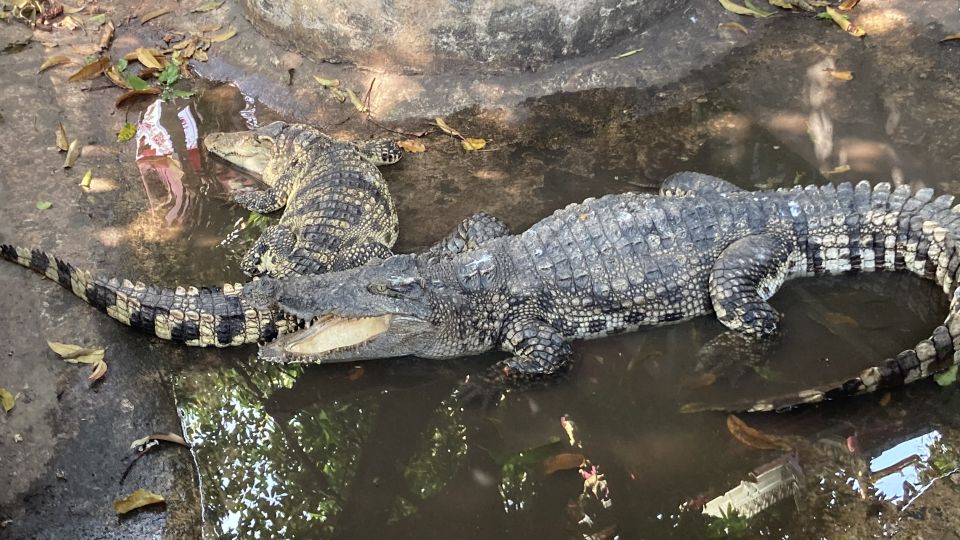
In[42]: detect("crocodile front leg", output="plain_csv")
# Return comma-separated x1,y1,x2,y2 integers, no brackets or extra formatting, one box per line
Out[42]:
331,241,394,271
498,317,572,376
232,186,289,214
422,213,511,262
242,224,296,276
710,232,796,337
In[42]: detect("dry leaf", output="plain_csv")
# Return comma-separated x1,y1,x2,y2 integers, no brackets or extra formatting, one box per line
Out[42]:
433,117,462,138
718,0,770,17
612,48,642,59
825,69,853,81
824,6,865,37
39,55,71,73
58,15,82,30
135,48,164,69
0,388,15,413
766,0,794,8
79,169,93,188
838,0,860,10
67,57,110,82
347,366,364,381
48,341,104,362
113,489,165,514
61,4,85,14
193,49,208,62
328,87,346,103
105,66,132,89
123,48,164,61
823,164,852,176
98,20,114,51
140,7,172,24
207,26,237,43
313,76,340,88
941,33,960,43
346,89,367,112
726,414,793,451
461,138,487,151
88,359,107,381
191,0,223,12
56,123,69,152
63,140,81,168
397,139,426,153
543,453,585,474
718,21,749,34
171,38,195,51
560,415,578,447
115,87,162,108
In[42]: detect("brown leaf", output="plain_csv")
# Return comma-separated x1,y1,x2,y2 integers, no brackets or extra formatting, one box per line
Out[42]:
98,20,114,51
193,49,208,62
88,359,107,382
397,139,426,153
543,453,585,474
56,123,69,152
433,117,462,138
123,48,164,61
131,432,189,449
171,38,195,51
79,169,93,189
726,414,792,451
825,69,853,81
838,0,860,10
105,66,132,89
135,47,164,70
67,57,110,82
461,138,487,151
0,388,15,413
824,7,866,37
347,366,364,381
115,87,162,108
140,7,172,25
113,489,165,514
718,21,749,34
207,26,237,43
942,32,960,43
63,140,81,168
39,55,71,73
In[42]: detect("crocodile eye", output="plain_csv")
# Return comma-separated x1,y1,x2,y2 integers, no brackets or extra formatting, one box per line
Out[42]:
368,279,424,299
368,283,389,295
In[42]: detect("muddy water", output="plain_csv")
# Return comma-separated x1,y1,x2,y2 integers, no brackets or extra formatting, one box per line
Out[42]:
138,68,960,538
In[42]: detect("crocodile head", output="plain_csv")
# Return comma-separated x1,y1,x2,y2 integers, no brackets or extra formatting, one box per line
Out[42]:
243,254,478,363
203,121,331,186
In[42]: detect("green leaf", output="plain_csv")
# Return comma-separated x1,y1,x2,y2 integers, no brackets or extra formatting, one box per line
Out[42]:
171,89,194,98
157,62,179,86
87,13,107,26
36,201,52,210
126,75,151,91
117,123,137,142
116,58,128,72
935,365,958,387
0,388,15,413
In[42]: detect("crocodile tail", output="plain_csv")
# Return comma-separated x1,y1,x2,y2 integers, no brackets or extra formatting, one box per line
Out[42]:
738,182,960,412
0,244,287,347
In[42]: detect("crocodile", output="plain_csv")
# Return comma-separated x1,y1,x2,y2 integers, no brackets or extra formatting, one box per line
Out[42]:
203,121,404,278
241,173,960,412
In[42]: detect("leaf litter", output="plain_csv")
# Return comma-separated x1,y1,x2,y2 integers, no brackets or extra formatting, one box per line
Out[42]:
113,489,165,514
48,341,108,383
0,388,15,413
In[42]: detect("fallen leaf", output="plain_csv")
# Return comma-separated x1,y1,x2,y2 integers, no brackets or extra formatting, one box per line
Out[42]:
718,21,749,34
64,140,81,168
140,7,172,24
113,489,165,514
67,57,110,82
48,341,104,361
191,0,223,12
123,48,164,62
825,68,853,81
79,169,93,188
935,365,958,387
397,139,426,153
105,66,132,89
98,20,114,51
838,0,860,10
56,123,69,152
171,38,195,51
347,366,364,381
136,47,164,70
461,137,487,151
328,87,346,103
61,4,85,14
0,388,15,413
125,74,151,91
823,164,852,176
36,201,52,210
313,76,340,88
39,55,71,73
766,0,794,8
941,33,960,43
115,87,162,108
117,123,137,142
878,392,892,406
87,13,107,27
58,15,82,30
543,453,585,474
679,402,711,413
433,117,462,138
88,358,107,381
130,432,189,449
743,0,773,16
718,0,770,17
207,26,237,43
560,415,579,447
823,6,866,37
726,414,793,451
612,48,642,59
193,49,208,62
346,88,367,112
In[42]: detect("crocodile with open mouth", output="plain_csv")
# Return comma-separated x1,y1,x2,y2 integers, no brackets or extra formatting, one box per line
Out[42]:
241,173,960,411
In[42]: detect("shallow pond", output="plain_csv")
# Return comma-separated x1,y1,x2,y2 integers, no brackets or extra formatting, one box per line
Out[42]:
130,36,960,538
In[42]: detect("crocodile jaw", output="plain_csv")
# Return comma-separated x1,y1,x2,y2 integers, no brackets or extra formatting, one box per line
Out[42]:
203,132,271,176
284,315,392,355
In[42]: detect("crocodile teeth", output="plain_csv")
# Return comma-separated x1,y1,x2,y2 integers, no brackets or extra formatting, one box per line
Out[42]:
284,315,392,355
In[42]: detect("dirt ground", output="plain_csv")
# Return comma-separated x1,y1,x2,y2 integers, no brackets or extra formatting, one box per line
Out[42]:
2,0,960,538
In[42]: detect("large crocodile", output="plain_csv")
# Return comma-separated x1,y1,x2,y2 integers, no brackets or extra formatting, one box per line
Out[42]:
204,121,403,278
240,173,960,411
